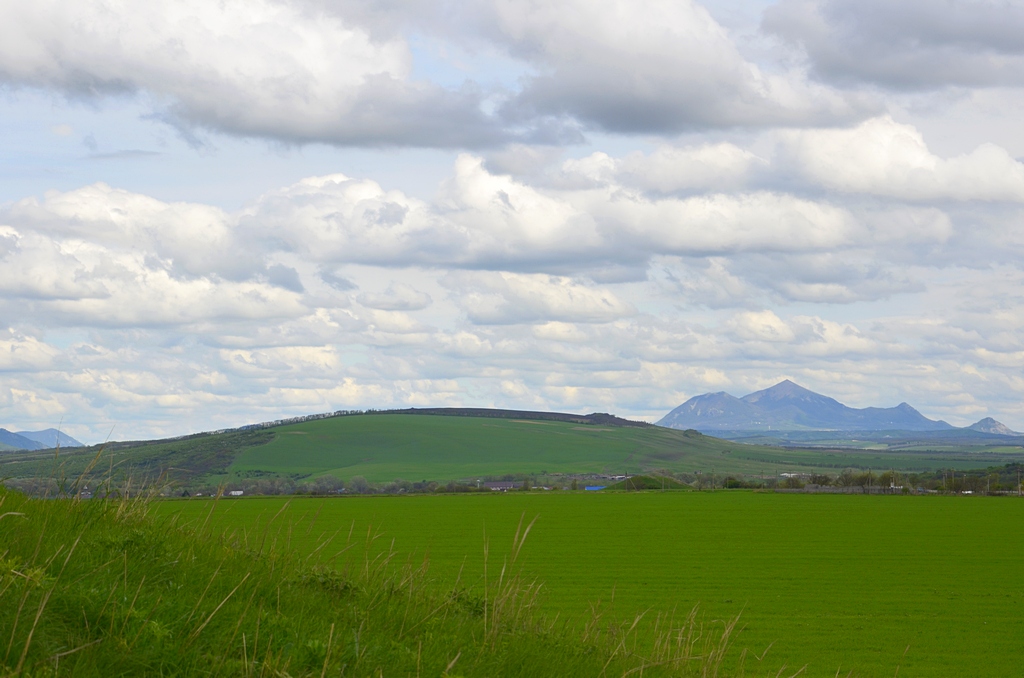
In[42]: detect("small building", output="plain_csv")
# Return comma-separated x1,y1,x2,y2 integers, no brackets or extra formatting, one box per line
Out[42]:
484,481,518,491
228,490,244,496
584,485,606,491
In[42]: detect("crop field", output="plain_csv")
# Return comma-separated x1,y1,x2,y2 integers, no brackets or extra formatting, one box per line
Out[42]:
155,491,1024,677
224,414,1024,483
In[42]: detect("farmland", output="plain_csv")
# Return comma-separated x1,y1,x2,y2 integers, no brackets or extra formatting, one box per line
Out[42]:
155,491,1024,677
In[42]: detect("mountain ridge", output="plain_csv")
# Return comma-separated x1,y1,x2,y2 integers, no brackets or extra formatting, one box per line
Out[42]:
0,428,84,451
656,380,994,433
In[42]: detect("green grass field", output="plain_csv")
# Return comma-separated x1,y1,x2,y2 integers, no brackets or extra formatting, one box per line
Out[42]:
157,491,1024,677
7,488,735,677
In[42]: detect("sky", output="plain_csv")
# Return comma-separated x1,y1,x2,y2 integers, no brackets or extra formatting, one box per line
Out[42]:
2,0,1024,443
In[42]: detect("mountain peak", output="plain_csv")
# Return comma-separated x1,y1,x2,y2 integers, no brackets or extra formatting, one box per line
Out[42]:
967,417,1018,436
741,380,838,406
657,381,951,433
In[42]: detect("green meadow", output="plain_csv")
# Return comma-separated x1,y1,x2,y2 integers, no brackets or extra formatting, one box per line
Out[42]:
6,487,718,677
156,491,1024,677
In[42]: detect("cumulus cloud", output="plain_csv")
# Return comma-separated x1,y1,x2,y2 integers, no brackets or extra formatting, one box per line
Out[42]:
3,126,1024,437
0,0,876,147
0,0,503,146
773,116,1024,201
442,271,635,324
489,0,869,132
244,155,869,273
728,310,796,343
764,0,1024,89
0,330,60,371
0,190,308,328
6,183,259,280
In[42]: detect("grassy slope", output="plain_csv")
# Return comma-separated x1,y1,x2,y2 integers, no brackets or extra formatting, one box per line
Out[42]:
0,488,745,677
157,492,1024,678
228,414,1024,483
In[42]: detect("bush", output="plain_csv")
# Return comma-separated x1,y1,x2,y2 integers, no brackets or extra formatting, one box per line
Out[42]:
722,477,756,489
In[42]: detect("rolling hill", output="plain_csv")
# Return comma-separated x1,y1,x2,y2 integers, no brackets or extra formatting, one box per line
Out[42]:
3,407,1023,490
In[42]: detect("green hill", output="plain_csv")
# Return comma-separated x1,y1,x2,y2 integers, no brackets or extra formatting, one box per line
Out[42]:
3,409,1024,490
228,414,732,483
220,413,1024,483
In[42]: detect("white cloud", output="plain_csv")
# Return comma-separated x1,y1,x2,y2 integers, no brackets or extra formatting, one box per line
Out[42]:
491,0,869,131
616,144,766,193
3,127,1024,437
775,116,1024,201
0,330,60,371
0,0,501,146
728,310,796,342
442,271,635,324
8,183,258,279
243,155,870,272
0,0,876,147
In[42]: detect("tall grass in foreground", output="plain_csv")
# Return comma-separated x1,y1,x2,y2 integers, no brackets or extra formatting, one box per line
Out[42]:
0,488,789,677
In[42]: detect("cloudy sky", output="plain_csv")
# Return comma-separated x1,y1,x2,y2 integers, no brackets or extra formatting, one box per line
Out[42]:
3,0,1024,442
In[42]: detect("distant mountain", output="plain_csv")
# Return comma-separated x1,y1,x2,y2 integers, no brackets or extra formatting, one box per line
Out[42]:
0,428,83,451
0,429,45,451
15,429,84,448
967,418,1019,436
658,380,953,432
